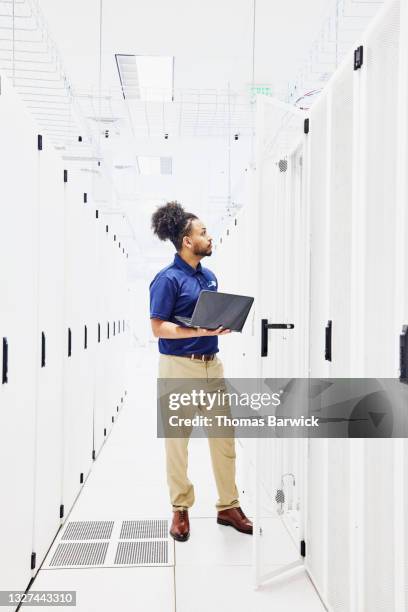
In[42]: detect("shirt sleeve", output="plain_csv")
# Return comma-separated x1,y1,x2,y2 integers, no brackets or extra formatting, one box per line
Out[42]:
149,274,178,320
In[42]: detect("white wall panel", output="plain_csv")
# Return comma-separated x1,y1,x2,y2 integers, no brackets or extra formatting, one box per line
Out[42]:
102,221,115,436
114,237,126,419
75,172,96,480
93,210,107,453
305,439,327,597
327,439,351,612
328,63,354,378
0,76,38,606
363,440,395,611
308,94,329,378
80,188,99,457
291,146,308,377
32,140,65,569
62,170,93,510
362,0,400,377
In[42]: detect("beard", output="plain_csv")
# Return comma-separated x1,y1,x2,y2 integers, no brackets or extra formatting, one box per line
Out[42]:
193,244,212,257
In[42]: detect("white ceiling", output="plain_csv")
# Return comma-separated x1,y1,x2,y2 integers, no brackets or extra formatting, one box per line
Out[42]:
35,0,330,278
38,0,329,93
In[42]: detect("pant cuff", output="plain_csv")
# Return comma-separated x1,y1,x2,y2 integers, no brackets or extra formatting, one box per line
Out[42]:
216,501,241,512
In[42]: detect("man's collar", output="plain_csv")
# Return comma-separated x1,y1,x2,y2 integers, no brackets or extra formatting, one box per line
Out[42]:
174,252,202,275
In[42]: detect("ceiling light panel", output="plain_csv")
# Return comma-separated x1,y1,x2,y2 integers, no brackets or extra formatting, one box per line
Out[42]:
116,54,174,102
137,156,173,175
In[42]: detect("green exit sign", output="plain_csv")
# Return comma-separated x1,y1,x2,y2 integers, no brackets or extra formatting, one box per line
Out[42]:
250,84,274,96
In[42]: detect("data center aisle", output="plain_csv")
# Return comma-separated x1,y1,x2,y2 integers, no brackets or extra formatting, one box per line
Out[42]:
27,345,325,612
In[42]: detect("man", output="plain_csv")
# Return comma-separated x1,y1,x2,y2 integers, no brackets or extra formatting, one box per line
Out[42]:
149,201,253,542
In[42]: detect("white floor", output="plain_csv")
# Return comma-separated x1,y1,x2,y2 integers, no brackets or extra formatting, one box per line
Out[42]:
27,345,326,612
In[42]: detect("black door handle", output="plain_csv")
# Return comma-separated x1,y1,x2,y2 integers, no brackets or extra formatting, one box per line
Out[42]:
261,319,295,357
2,337,8,384
325,320,332,362
400,324,408,384
41,332,46,367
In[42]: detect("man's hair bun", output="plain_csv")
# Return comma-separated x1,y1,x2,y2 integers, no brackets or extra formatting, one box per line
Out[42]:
151,201,197,250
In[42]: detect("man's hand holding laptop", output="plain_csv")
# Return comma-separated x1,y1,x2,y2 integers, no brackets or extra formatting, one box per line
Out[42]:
198,326,231,336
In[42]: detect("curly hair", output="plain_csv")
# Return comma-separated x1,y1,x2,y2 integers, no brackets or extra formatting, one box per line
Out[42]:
151,201,197,251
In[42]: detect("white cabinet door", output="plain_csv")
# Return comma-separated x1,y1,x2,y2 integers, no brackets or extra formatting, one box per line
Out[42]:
0,77,38,603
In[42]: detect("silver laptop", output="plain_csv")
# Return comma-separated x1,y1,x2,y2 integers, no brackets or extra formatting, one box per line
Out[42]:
175,290,254,332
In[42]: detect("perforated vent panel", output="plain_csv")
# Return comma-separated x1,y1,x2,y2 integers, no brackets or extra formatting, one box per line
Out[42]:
61,521,114,540
49,542,109,566
44,519,172,568
114,541,168,565
119,519,167,539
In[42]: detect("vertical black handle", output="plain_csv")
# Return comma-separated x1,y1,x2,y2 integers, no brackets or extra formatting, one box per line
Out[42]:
68,328,72,357
41,332,46,367
325,320,332,362
354,45,364,70
84,325,88,350
2,337,8,384
261,319,268,357
98,323,101,343
400,324,408,384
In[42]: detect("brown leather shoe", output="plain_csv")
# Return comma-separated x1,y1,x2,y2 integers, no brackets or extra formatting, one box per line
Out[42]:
217,507,253,535
170,509,190,542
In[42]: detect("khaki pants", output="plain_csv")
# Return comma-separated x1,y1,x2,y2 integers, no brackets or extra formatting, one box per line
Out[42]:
158,353,240,512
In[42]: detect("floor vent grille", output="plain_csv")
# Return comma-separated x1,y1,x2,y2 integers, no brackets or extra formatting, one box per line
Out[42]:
49,542,109,566
61,520,114,540
45,519,172,568
119,519,167,539
114,540,168,565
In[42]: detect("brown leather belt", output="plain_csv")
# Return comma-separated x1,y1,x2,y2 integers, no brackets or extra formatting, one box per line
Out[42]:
180,353,216,362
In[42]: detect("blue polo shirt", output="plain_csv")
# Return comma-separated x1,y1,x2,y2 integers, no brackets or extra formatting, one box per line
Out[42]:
149,253,219,356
